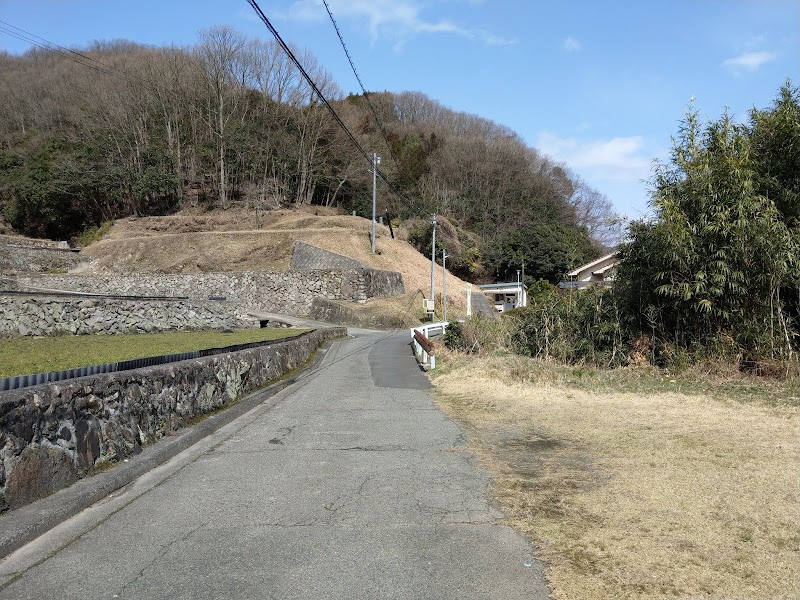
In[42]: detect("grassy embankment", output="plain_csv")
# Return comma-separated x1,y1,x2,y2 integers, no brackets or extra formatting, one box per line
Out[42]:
0,328,310,378
432,352,799,600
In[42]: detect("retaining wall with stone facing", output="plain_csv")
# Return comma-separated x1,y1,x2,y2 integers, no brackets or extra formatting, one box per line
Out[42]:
0,244,85,274
470,289,497,317
0,327,345,512
13,269,405,317
0,296,257,337
0,235,70,250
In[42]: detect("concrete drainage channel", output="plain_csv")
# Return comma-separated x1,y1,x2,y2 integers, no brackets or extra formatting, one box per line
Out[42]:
0,333,307,392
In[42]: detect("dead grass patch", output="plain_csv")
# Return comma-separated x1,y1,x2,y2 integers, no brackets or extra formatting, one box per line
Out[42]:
433,353,800,599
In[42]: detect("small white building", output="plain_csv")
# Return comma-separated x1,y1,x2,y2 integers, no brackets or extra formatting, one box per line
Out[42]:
478,282,527,312
560,252,619,289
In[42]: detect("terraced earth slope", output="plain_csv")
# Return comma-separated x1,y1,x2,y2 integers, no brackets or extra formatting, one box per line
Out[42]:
77,206,481,327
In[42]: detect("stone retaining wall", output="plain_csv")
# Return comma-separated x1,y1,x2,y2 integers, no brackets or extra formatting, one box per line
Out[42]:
0,327,345,511
0,296,257,337
0,245,84,274
13,269,405,317
0,235,70,250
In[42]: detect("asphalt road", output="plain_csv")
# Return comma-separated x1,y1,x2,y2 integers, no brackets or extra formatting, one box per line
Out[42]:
0,331,550,600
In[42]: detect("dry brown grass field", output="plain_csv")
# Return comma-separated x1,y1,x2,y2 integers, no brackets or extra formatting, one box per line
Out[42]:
432,352,799,600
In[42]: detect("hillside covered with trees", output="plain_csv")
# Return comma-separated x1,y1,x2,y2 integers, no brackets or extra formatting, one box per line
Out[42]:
0,27,616,284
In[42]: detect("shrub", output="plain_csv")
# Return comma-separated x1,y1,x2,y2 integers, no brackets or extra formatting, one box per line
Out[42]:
443,315,510,355
508,285,627,367
443,321,464,351
75,221,112,248
615,84,800,364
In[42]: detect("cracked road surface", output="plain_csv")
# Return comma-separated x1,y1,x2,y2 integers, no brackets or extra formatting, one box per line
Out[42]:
0,332,550,600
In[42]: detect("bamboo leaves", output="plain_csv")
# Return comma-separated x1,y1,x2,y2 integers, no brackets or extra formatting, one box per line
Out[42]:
617,82,800,360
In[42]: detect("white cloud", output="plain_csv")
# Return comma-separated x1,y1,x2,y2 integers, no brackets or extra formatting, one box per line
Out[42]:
537,132,652,182
286,0,515,47
477,29,518,47
722,50,776,72
561,36,581,52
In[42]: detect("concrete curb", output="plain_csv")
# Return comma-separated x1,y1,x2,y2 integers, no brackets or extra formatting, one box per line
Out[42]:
0,336,340,560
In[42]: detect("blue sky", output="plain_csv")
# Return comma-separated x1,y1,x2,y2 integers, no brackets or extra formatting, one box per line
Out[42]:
1,0,797,219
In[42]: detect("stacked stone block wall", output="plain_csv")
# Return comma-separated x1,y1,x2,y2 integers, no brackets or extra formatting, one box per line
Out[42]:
0,296,257,337
310,298,406,330
13,269,405,317
0,327,345,511
0,235,70,250
0,244,84,274
471,290,498,317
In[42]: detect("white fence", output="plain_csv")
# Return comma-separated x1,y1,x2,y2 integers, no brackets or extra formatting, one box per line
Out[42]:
410,321,449,370
410,321,449,340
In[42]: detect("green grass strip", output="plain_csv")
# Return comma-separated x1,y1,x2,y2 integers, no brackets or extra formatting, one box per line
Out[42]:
0,328,311,378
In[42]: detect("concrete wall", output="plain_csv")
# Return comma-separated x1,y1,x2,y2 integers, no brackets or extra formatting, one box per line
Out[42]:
0,296,257,337
290,241,368,270
310,298,406,330
13,269,405,317
0,327,345,512
471,290,497,317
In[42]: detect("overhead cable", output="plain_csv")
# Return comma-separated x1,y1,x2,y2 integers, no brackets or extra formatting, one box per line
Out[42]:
246,0,374,167
0,21,166,92
0,21,220,130
0,23,142,86
2,21,97,63
320,0,397,164
246,0,416,203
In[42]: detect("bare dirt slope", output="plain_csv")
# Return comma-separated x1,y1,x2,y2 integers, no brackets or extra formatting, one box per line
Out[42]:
79,206,475,326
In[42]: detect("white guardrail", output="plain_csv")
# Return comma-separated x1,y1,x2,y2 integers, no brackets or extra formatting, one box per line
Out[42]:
410,321,449,370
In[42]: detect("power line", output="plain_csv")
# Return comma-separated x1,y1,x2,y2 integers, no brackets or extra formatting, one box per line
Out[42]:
5,13,419,211
1,21,96,63
0,25,136,84
246,0,418,208
4,17,372,177
0,21,222,134
319,1,431,213
246,0,374,167
0,22,162,91
319,0,397,164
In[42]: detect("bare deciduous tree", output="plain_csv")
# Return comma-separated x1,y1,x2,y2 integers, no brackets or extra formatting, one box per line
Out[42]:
196,26,249,209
